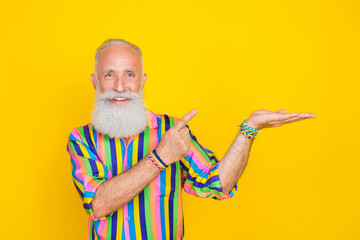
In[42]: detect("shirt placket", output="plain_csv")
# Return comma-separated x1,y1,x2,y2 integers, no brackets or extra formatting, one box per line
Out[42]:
121,136,136,240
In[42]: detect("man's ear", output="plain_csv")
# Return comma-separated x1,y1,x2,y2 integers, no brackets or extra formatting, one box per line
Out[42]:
90,74,97,89
142,73,147,88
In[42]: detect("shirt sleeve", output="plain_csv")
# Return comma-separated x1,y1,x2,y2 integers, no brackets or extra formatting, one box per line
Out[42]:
66,126,113,220
179,123,238,200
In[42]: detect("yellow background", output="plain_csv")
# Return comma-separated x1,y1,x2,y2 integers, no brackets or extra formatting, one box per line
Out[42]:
1,0,359,239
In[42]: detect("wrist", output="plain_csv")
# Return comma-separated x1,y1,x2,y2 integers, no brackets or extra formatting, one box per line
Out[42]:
153,149,169,168
237,130,254,140
148,149,169,171
146,155,163,172
238,119,260,139
244,119,260,130
154,148,168,165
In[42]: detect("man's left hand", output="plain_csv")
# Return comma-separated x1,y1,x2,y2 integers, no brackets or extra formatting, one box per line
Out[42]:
245,109,316,130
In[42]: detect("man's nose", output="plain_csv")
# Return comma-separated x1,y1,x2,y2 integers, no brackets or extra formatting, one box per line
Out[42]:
114,77,126,92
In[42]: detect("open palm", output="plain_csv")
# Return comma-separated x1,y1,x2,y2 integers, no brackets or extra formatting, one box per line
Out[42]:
246,109,316,130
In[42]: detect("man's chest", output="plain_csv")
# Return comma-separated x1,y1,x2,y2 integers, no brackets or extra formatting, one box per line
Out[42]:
94,127,182,182
94,127,183,199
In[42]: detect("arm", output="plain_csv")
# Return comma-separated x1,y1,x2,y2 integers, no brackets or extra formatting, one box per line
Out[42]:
66,128,161,220
92,110,198,219
218,109,316,194
180,127,238,200
218,131,253,195
92,156,161,219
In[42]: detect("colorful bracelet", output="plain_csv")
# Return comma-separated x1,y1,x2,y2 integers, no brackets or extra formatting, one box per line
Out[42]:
147,149,169,171
148,153,164,170
238,120,260,139
152,150,169,168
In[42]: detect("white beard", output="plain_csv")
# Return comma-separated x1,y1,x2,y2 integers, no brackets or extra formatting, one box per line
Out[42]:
90,88,148,139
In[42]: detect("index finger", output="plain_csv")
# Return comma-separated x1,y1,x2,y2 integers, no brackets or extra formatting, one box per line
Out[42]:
173,109,198,130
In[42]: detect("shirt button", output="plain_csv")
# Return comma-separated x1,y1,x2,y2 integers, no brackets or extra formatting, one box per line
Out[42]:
126,216,131,221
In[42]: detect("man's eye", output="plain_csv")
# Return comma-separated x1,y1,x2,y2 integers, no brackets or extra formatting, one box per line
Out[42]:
105,73,112,77
127,73,135,77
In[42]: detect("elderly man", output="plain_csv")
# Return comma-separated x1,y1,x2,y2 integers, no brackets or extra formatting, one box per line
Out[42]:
66,39,315,240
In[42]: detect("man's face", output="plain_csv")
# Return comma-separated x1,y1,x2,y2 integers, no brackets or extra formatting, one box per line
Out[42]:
91,44,146,106
90,44,148,139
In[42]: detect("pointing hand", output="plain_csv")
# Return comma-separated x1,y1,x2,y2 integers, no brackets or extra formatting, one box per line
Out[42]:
155,110,198,165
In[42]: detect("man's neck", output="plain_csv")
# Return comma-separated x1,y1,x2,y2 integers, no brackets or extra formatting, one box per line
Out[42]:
123,137,130,145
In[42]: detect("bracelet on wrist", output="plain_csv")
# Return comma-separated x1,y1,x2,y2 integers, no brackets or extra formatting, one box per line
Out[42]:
148,153,164,171
147,149,169,171
238,119,260,139
152,149,169,168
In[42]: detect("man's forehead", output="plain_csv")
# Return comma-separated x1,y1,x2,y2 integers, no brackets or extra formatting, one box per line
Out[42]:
97,45,141,70
102,67,137,74
98,44,141,62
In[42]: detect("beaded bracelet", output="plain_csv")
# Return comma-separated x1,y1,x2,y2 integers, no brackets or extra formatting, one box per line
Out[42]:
147,150,169,171
238,120,260,139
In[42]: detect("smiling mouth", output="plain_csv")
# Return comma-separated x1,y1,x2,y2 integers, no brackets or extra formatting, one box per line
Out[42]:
111,97,130,105
113,97,127,101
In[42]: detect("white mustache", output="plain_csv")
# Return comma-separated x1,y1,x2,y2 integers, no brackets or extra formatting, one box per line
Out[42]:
97,90,142,101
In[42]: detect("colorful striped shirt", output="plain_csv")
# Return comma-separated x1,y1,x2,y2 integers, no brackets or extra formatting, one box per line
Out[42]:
66,108,238,240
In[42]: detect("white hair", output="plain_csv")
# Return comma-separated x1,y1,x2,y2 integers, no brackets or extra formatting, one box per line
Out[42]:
94,39,143,80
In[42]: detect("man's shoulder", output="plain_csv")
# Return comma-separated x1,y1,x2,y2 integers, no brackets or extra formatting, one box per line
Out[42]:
67,123,95,143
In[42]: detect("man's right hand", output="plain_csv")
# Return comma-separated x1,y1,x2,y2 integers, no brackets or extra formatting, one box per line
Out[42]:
92,110,199,218
155,110,198,165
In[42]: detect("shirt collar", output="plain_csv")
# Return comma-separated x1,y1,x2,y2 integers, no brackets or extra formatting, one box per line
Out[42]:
145,108,159,130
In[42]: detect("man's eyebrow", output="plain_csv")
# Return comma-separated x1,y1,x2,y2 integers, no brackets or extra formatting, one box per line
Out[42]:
102,69,114,75
124,68,136,72
102,68,137,75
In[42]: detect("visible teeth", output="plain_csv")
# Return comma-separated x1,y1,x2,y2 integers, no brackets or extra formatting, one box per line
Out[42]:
114,97,126,101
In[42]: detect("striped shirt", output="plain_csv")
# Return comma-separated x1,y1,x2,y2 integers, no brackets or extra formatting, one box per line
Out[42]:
66,108,238,240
